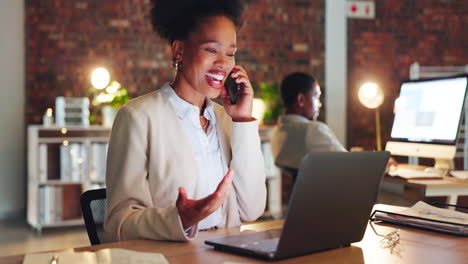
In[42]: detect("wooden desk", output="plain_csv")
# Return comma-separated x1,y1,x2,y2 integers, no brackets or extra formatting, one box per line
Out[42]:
383,176,468,205
2,205,467,264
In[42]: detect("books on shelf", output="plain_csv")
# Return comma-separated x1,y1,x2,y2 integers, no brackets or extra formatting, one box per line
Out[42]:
90,143,108,182
39,144,48,182
60,143,88,182
39,184,82,224
39,142,108,183
39,143,64,181
40,185,57,224
37,141,108,225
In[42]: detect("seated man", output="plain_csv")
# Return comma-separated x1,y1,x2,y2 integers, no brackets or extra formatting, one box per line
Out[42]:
271,72,346,178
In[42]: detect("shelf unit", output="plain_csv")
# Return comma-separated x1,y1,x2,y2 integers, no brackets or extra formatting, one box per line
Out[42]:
27,125,282,230
27,125,111,231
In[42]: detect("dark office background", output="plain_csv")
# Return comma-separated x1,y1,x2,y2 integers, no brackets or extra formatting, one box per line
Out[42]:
25,0,468,150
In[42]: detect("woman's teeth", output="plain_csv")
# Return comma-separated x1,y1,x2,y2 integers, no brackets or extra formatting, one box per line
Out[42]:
206,73,224,81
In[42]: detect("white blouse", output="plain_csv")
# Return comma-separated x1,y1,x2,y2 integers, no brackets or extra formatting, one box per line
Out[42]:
162,85,224,230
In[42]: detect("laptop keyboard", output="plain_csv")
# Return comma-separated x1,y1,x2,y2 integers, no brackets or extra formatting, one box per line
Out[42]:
239,238,279,253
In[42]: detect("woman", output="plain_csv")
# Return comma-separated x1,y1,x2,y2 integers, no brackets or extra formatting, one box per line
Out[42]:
103,0,266,242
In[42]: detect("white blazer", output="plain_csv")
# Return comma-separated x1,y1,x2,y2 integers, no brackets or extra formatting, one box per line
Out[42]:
103,86,267,242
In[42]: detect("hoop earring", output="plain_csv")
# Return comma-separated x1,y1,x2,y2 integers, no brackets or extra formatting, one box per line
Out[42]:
173,60,181,71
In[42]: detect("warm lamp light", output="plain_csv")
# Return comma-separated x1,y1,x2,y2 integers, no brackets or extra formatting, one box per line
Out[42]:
252,98,266,122
106,81,121,94
358,82,384,109
91,67,110,90
358,82,384,151
46,108,53,117
96,93,114,104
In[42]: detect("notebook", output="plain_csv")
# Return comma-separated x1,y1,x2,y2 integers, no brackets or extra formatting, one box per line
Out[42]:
205,151,390,261
22,248,168,264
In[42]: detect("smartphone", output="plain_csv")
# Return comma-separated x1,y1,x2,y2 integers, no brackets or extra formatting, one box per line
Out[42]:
225,73,239,104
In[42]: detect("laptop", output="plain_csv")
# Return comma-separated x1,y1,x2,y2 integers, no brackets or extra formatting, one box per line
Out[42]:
205,151,390,261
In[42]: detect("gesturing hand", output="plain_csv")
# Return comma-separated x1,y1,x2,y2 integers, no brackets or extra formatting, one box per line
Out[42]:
176,170,234,229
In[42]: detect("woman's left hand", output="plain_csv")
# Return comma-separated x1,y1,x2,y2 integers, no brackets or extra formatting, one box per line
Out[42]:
220,65,255,122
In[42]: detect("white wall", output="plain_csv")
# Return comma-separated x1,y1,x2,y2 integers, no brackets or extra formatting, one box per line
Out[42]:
325,0,347,147
0,0,25,219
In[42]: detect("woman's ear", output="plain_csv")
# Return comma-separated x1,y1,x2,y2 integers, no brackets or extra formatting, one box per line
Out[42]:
171,40,184,62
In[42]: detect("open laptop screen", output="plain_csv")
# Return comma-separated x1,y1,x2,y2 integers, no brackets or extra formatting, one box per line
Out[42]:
390,76,468,145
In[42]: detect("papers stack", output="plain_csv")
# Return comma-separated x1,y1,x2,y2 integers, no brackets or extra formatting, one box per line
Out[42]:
371,201,468,236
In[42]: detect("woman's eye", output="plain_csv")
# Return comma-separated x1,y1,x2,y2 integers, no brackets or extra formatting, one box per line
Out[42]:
227,53,235,57
206,48,216,53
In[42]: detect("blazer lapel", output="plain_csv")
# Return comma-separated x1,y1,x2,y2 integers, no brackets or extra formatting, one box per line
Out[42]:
156,93,201,197
213,105,231,175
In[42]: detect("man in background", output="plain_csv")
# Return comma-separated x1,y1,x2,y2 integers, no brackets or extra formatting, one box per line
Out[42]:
271,72,346,180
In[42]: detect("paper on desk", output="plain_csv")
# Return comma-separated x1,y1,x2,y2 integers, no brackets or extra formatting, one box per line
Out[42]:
374,201,468,235
23,248,169,264
387,167,444,179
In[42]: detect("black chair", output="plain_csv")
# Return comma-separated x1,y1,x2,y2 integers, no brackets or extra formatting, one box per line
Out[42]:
276,165,299,203
277,165,299,183
80,188,107,245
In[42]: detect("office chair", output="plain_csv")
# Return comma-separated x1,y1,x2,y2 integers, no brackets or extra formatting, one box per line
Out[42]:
80,188,107,245
277,165,298,183
276,165,298,203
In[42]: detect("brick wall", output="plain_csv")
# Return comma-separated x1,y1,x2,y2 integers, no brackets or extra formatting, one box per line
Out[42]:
347,0,468,150
25,0,325,123
26,0,467,152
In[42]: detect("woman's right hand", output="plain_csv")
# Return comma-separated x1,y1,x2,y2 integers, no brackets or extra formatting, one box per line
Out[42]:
220,66,255,122
176,170,234,229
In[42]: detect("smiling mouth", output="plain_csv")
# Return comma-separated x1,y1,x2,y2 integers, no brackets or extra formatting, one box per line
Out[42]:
206,73,224,83
205,72,225,89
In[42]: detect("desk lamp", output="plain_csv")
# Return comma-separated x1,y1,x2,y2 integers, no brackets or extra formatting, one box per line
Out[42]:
91,67,110,90
91,67,113,104
358,82,384,151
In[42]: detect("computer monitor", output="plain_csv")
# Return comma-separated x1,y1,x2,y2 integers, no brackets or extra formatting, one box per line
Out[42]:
385,75,468,169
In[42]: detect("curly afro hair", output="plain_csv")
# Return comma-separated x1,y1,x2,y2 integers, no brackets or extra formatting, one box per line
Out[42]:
150,0,244,43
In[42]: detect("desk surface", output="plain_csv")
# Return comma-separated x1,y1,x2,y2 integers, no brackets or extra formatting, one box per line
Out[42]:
385,164,468,188
407,178,468,188
384,175,468,188
2,205,467,264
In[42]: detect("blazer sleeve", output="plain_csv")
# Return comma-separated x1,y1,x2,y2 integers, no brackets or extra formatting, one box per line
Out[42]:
103,105,197,242
229,120,267,222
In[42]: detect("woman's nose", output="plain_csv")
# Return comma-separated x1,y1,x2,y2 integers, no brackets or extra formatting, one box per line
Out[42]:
214,55,230,70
